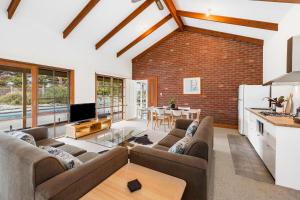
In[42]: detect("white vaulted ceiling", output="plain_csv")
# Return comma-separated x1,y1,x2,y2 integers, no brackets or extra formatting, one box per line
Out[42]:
0,0,297,64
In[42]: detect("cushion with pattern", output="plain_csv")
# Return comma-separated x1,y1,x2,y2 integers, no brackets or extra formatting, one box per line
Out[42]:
40,146,82,169
168,136,192,154
6,131,36,146
185,120,199,137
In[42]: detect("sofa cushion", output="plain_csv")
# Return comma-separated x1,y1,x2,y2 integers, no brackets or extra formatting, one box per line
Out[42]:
77,152,99,163
185,120,199,137
158,135,182,148
40,146,83,169
57,144,87,157
153,144,170,151
169,128,186,138
36,138,65,147
168,136,192,154
6,131,36,146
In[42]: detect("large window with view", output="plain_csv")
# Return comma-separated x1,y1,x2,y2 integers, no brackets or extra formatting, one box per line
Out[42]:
0,66,32,131
0,59,73,138
96,75,124,122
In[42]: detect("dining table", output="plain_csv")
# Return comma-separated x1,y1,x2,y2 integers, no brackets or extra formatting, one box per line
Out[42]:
148,107,201,129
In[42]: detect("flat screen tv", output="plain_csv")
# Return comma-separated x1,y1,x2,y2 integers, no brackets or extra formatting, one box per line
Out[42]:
70,103,96,123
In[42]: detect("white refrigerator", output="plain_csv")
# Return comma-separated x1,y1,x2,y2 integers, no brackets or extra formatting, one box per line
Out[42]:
238,85,270,135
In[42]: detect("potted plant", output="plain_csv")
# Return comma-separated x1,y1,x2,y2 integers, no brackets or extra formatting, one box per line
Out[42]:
169,98,176,109
264,96,286,112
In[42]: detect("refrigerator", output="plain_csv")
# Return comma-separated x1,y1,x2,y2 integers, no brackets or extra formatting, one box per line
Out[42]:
238,85,270,135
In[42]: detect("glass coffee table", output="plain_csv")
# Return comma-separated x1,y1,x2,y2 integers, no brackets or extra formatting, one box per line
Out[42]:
86,127,147,148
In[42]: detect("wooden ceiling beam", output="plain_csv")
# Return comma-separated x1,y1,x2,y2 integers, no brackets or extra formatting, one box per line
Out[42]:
95,0,155,50
7,0,21,19
184,25,264,46
163,0,184,31
253,0,300,3
117,14,172,57
177,10,278,31
63,0,101,39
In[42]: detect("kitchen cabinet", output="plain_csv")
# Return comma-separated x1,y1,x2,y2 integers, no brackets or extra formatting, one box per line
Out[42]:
245,109,300,190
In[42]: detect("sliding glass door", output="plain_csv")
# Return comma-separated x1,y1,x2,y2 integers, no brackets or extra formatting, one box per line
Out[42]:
38,69,70,137
0,66,32,131
96,75,124,122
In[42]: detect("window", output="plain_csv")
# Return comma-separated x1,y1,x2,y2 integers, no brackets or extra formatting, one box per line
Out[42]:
96,75,124,122
0,59,74,138
38,69,70,137
0,66,31,131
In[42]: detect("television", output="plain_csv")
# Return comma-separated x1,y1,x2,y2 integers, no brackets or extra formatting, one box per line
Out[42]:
70,103,96,123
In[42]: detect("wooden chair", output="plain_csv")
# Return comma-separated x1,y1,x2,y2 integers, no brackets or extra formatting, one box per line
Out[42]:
154,108,170,130
178,106,190,119
171,110,182,127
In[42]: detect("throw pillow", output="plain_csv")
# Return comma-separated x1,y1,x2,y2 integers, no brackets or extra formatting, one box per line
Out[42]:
6,131,36,146
40,146,82,170
185,120,199,137
168,136,192,154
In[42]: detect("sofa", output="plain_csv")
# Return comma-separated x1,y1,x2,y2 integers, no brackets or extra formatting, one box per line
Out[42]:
129,116,214,200
22,127,88,157
0,130,128,200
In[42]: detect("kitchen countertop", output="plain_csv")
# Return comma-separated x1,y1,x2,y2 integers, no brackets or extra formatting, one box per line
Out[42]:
246,108,300,128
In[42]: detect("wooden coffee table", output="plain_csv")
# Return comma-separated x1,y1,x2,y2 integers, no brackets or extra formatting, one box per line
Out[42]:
80,163,186,200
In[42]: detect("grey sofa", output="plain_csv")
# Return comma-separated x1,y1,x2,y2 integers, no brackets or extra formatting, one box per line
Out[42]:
130,116,214,200
0,131,128,200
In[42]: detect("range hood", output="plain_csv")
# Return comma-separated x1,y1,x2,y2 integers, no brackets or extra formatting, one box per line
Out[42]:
264,36,300,85
263,71,300,85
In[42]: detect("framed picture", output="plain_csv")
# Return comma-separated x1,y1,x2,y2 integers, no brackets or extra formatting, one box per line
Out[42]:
183,77,201,94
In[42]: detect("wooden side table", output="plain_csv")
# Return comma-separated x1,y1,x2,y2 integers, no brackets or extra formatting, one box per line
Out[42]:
80,163,186,200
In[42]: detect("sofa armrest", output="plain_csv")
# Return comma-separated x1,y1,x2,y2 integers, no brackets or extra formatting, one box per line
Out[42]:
22,127,48,141
129,146,207,200
175,119,193,130
35,147,128,200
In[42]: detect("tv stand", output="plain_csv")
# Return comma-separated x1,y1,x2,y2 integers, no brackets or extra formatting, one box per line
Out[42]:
65,119,112,139
74,120,91,125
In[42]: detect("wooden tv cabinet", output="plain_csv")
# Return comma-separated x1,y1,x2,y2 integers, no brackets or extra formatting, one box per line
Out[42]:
65,119,112,139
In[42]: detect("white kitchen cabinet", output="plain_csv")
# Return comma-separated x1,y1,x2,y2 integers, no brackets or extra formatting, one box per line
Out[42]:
246,109,300,190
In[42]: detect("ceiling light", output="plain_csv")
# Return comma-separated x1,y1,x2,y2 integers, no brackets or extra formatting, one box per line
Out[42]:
155,0,164,10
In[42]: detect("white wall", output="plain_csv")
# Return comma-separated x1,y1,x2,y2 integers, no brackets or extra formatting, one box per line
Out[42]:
0,1,134,104
264,5,300,82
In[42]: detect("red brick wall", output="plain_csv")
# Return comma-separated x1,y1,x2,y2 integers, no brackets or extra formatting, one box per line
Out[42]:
132,31,263,126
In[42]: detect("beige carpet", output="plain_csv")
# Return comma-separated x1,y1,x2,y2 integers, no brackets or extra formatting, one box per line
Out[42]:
210,128,300,200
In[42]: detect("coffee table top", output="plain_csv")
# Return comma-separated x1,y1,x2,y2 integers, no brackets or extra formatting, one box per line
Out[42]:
80,163,186,200
86,127,146,148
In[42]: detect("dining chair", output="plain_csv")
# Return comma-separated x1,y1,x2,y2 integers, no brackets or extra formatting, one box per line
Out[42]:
154,108,170,130
171,110,182,127
190,109,201,120
146,107,155,127
178,106,191,119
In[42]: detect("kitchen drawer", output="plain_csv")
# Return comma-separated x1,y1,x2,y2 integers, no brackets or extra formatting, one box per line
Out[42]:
263,130,276,150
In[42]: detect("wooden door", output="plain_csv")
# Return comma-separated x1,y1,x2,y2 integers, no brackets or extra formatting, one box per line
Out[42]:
148,77,158,107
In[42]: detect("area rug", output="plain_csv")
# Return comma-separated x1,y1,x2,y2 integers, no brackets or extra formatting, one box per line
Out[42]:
227,134,274,184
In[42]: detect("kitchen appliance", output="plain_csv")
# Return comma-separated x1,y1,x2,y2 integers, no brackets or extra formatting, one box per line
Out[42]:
264,35,300,85
238,85,270,135
259,111,292,117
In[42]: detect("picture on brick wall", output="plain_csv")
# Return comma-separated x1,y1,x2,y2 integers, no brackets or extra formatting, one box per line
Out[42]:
183,77,201,94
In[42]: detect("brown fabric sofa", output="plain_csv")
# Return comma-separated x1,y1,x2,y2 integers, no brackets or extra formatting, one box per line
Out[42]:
130,116,214,200
22,127,88,157
0,133,128,200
